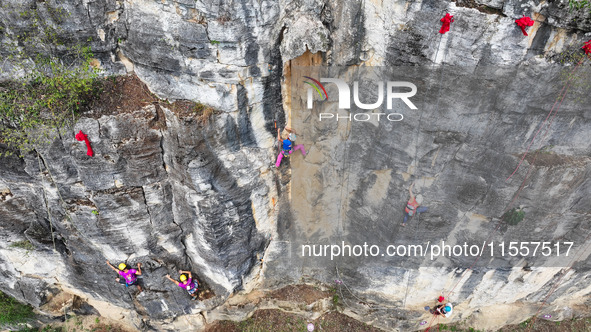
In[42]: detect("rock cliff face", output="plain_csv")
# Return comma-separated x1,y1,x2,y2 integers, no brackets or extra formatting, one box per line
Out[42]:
1,0,591,331
0,99,276,328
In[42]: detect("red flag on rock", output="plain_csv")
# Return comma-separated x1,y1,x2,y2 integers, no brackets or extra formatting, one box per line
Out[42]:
75,130,94,156
583,40,591,55
515,16,534,36
439,13,454,34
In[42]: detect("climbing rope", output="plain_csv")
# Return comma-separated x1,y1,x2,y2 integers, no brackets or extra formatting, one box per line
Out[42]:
36,145,139,294
331,86,407,313
443,51,591,301
444,137,550,299
413,9,449,183
36,151,57,252
506,56,586,181
521,51,591,322
407,29,591,332
331,0,376,308
403,8,451,312
333,118,354,306
333,8,457,318
424,310,442,332
324,14,588,332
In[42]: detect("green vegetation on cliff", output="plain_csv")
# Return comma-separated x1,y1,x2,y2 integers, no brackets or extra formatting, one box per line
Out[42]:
0,48,102,157
0,1,102,157
0,291,35,326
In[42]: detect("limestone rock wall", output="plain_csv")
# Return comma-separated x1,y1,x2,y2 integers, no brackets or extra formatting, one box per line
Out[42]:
0,103,277,329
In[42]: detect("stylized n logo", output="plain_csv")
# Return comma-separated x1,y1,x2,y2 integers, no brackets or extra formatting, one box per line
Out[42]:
306,78,349,109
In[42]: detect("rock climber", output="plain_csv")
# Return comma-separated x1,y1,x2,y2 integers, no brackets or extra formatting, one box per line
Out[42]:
431,303,453,317
106,260,143,292
165,270,199,300
275,127,306,167
401,182,428,227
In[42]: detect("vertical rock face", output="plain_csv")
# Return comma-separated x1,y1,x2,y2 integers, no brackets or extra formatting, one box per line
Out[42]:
278,62,591,330
1,0,591,330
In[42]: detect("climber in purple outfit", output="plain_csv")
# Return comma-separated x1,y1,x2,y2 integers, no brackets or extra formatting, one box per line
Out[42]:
165,270,199,300
106,260,143,292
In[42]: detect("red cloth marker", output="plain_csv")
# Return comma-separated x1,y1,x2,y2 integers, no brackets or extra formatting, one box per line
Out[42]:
75,130,94,156
439,13,454,34
515,16,534,36
583,40,591,55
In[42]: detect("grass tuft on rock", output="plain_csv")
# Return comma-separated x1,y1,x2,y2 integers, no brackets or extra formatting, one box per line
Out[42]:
501,208,525,226
9,240,35,251
0,291,35,326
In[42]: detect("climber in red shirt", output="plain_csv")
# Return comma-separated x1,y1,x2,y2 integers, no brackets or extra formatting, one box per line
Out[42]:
401,182,428,226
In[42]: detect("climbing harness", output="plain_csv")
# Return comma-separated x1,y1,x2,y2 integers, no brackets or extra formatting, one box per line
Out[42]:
404,198,419,216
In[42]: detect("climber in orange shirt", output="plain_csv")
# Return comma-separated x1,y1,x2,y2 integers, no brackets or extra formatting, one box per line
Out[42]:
401,182,428,227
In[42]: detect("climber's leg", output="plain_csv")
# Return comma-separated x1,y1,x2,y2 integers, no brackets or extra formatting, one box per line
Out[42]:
416,206,428,215
188,286,199,300
293,144,306,156
401,213,410,226
275,151,284,167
